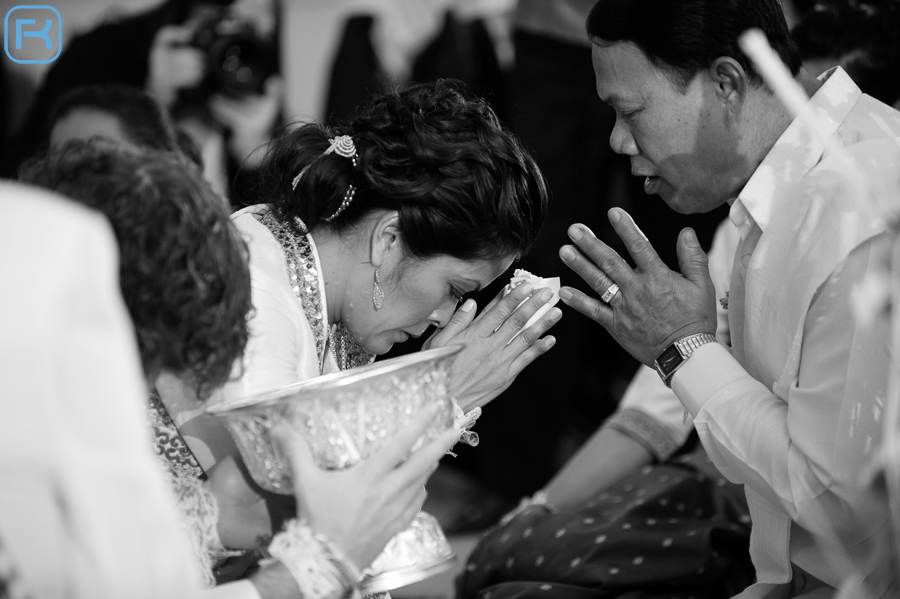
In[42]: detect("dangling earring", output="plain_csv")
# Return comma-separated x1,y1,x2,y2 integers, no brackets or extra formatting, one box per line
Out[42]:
373,268,384,310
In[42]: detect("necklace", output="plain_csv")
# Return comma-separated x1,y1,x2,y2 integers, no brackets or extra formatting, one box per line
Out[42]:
257,208,374,373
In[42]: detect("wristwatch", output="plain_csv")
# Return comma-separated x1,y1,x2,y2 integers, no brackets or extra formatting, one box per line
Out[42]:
654,333,717,388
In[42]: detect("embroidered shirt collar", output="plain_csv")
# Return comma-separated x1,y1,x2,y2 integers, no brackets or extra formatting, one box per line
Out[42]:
730,67,861,236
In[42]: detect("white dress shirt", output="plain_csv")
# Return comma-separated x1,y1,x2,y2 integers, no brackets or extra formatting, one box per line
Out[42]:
673,68,900,597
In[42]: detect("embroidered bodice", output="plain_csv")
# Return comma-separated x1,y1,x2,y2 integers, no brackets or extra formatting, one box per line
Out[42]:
255,208,375,373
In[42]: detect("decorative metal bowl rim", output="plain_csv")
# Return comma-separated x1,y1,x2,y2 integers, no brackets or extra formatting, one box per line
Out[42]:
360,552,457,594
204,344,464,415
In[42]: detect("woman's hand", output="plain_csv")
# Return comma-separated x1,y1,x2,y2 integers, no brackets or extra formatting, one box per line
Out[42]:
423,282,561,411
204,454,274,549
147,25,206,107
272,405,459,570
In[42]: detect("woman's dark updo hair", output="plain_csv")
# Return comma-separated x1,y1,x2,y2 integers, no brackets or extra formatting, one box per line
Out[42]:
260,79,548,262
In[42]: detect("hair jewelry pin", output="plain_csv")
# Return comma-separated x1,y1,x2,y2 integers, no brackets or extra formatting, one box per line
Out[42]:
322,135,358,166
291,135,358,190
291,135,359,223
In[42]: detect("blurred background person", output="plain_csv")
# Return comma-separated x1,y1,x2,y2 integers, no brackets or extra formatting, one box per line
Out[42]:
2,0,282,207
43,84,203,161
791,0,900,108
46,85,179,152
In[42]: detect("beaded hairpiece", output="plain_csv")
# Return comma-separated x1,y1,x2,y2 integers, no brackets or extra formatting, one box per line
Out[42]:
291,135,359,223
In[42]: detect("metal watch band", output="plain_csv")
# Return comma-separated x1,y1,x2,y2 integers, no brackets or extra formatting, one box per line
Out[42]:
674,333,718,360
655,332,717,387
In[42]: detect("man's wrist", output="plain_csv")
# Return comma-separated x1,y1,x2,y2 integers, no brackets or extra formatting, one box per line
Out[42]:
654,332,717,388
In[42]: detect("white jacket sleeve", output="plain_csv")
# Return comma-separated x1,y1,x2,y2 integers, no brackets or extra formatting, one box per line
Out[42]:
674,235,891,544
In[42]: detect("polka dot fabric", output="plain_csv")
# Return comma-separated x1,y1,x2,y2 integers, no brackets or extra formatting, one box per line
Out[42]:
457,449,753,599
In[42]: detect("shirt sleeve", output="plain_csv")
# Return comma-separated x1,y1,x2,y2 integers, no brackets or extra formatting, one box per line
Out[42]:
673,234,892,543
608,366,686,460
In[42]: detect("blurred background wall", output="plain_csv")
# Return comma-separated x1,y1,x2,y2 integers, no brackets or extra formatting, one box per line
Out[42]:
0,0,514,136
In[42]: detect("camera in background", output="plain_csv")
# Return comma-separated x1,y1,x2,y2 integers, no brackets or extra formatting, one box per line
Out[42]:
186,9,278,101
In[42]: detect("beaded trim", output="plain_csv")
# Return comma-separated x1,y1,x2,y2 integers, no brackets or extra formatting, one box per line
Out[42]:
257,209,328,364
165,470,231,587
147,390,206,481
330,322,375,371
267,519,362,599
292,135,360,223
323,185,356,223
256,208,374,373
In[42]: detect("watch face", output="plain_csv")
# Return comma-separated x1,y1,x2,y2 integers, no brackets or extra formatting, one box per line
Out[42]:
656,344,683,375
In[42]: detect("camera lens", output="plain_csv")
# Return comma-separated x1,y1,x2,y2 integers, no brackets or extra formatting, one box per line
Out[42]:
191,12,277,99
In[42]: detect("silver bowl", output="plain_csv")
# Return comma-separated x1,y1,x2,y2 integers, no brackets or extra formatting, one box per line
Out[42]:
206,344,463,592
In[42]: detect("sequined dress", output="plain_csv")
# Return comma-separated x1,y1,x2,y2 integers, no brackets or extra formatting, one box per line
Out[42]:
148,205,380,594
252,207,374,374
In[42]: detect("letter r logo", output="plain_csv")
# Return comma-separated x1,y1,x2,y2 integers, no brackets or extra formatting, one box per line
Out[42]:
4,5,61,64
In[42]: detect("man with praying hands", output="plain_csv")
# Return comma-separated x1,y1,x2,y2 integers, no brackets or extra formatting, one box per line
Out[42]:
559,0,900,597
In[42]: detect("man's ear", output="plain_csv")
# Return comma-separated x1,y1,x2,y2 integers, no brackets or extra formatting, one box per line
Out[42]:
709,56,748,124
369,210,402,268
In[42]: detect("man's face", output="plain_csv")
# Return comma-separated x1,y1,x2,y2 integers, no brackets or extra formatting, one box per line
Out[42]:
592,41,741,214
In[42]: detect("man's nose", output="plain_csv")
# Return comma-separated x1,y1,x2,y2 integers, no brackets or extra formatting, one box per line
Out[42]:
610,117,638,156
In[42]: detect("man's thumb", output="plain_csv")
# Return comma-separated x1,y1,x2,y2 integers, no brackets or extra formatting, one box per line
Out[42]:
677,228,712,287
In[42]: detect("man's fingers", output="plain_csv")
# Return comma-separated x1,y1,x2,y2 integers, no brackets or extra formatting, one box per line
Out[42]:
559,242,623,298
559,286,615,329
608,209,665,274
564,223,635,287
